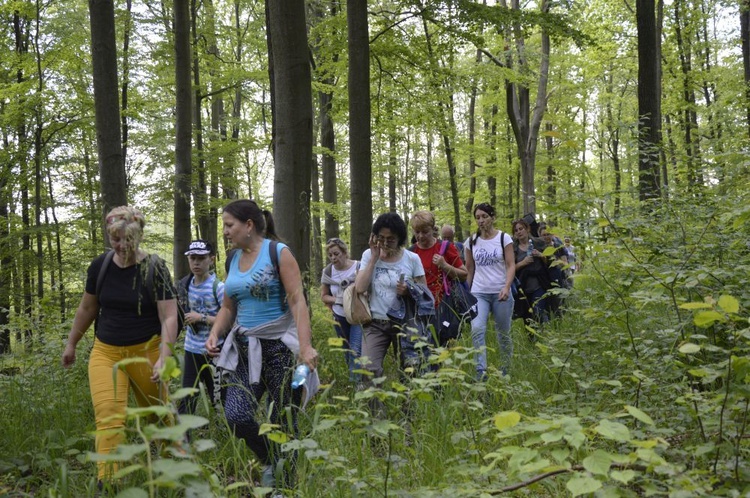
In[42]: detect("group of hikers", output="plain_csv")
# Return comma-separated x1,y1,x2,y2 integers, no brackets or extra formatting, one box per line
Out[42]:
60,200,578,493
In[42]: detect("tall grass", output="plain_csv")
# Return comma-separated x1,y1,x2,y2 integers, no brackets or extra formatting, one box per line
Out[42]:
2,194,750,496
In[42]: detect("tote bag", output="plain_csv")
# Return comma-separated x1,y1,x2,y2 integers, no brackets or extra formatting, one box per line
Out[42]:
343,285,371,325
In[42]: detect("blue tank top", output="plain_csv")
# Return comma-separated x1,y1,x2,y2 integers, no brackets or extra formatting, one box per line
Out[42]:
224,239,286,328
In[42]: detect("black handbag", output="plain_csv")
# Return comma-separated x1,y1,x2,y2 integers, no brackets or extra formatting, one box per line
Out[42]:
436,241,478,345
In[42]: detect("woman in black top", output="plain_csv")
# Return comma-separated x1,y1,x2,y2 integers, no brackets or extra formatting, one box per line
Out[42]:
61,206,178,483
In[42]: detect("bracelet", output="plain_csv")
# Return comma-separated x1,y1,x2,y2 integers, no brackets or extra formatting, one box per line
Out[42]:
201,313,207,324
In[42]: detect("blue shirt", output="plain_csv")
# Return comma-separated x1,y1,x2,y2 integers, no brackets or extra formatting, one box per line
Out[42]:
184,273,224,354
224,239,286,328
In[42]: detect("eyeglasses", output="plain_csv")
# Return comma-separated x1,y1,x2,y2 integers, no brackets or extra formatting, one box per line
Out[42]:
327,237,343,244
377,236,398,245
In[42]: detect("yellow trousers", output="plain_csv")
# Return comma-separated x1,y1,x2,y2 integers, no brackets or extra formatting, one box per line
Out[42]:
88,336,163,480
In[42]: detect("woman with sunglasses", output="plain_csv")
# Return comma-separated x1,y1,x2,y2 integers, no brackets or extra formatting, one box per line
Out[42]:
320,238,362,381
466,203,516,380
354,212,427,384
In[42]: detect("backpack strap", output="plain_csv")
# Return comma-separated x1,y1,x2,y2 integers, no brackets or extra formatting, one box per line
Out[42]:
324,263,333,279
95,250,115,299
225,248,239,275
439,240,451,295
145,254,160,303
212,276,220,307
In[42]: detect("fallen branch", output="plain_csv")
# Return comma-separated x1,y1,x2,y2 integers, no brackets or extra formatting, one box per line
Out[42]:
488,463,648,495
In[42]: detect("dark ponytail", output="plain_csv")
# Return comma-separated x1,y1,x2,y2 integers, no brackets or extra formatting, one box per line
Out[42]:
263,209,280,241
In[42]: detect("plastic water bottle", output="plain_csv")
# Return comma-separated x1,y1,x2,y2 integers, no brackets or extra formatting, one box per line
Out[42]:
527,239,534,258
291,364,310,389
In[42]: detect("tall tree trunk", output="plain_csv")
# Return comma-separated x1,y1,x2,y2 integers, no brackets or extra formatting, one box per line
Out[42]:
742,0,750,138
544,122,556,206
465,49,481,234
268,0,313,268
496,0,550,216
348,0,372,259
636,0,662,201
89,0,127,231
174,0,193,280
14,9,33,349
674,0,702,191
421,17,463,237
320,87,338,241
191,0,210,241
121,0,132,172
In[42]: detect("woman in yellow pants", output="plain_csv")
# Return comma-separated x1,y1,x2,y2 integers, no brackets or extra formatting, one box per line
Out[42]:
62,206,178,484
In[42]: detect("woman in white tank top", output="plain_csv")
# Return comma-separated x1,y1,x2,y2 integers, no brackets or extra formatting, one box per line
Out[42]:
465,203,516,380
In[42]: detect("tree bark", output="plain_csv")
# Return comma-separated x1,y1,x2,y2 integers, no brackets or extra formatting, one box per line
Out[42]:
636,0,662,201
174,0,193,280
348,0,372,259
742,0,750,138
88,0,126,231
268,0,313,268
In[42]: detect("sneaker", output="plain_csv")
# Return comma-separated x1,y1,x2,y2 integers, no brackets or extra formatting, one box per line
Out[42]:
475,370,488,382
260,464,275,488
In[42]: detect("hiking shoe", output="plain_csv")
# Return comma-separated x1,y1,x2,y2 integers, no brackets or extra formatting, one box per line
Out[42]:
260,464,275,488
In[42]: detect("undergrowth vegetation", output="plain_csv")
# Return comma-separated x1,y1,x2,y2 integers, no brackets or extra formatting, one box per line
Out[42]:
1,193,749,497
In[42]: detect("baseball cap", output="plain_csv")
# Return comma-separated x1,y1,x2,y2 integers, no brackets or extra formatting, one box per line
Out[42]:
185,239,214,256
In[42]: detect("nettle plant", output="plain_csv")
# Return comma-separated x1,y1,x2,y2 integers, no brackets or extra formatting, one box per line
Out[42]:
84,356,239,498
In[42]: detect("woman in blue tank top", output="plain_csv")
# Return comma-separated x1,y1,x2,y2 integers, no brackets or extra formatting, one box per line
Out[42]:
205,199,318,490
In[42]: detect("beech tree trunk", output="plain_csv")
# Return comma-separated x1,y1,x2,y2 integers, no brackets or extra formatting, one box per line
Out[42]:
636,0,662,201
88,0,127,229
348,0,372,259
268,0,313,268
174,0,193,279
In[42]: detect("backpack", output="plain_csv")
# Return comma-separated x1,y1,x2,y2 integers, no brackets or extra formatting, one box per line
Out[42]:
435,241,478,344
176,273,221,333
94,250,178,332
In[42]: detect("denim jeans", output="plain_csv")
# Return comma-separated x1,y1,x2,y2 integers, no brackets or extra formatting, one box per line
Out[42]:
332,313,363,381
470,292,514,375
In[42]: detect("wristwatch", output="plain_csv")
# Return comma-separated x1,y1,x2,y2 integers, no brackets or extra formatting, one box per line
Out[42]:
201,312,207,324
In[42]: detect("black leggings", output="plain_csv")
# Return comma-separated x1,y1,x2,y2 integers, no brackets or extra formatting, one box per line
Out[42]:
179,350,221,415
223,339,301,466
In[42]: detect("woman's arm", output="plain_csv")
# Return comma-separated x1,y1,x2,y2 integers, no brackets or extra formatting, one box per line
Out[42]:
205,294,237,357
320,283,335,308
499,242,516,301
61,292,99,367
279,248,318,369
152,298,179,381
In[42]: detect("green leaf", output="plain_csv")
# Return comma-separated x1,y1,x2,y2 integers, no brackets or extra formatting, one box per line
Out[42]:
694,311,724,327
624,405,654,425
678,343,701,354
112,489,149,498
582,450,612,476
678,302,712,310
594,420,631,442
327,337,344,347
717,295,739,314
493,411,521,430
567,476,602,496
266,431,289,444
610,469,635,484
258,423,280,435
679,342,701,354
152,459,202,478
